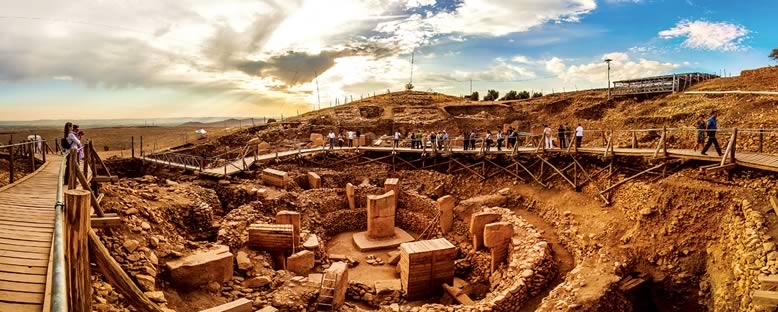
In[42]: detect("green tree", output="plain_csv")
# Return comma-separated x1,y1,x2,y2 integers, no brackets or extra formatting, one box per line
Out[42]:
465,91,479,101
531,91,543,98
484,89,500,101
771,48,778,60
500,90,518,100
518,90,530,99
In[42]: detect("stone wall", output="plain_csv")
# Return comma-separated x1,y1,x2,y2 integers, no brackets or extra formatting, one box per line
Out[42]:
707,199,774,311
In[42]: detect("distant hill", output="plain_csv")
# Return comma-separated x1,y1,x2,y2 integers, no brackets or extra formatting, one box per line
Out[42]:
179,118,264,128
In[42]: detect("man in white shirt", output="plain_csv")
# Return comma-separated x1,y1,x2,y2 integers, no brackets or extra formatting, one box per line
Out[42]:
394,131,401,148
543,125,554,149
575,124,584,148
328,130,336,150
347,130,354,147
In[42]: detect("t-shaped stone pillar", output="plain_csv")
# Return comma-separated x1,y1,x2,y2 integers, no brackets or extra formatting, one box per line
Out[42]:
483,222,514,273
346,183,355,210
384,178,400,207
367,191,396,239
307,172,321,188
276,211,301,248
437,195,455,234
469,212,500,250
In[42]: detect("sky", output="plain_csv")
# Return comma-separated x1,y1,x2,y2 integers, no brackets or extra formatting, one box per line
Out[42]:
0,0,775,121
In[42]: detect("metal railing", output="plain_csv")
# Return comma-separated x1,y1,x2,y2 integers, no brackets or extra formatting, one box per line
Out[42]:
51,151,69,312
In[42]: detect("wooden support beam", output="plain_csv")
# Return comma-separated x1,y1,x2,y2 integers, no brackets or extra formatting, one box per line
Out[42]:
703,163,737,173
721,131,736,166
88,229,164,312
451,158,484,179
73,161,106,217
542,162,575,183
513,159,546,187
753,290,778,306
91,143,113,177
600,163,665,195
536,156,576,189
92,215,122,229
571,157,610,205
394,155,419,169
93,176,119,183
65,189,92,312
760,275,778,291
770,197,778,218
653,131,665,159
484,159,526,182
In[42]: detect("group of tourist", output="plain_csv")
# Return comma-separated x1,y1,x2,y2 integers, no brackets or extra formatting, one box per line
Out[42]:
327,129,362,149
62,122,85,160
323,111,722,155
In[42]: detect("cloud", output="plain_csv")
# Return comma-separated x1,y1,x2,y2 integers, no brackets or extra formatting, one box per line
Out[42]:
547,53,680,83
424,0,597,36
425,58,536,82
659,20,749,52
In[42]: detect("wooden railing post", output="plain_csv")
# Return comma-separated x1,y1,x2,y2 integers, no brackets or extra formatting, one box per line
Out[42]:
42,141,47,163
662,127,668,157
8,139,15,184
29,141,36,171
83,141,90,179
140,136,143,157
731,128,737,163
131,136,135,158
759,128,764,153
631,132,637,149
65,189,92,312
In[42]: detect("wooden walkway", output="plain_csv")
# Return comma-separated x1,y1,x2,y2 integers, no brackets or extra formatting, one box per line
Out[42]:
0,156,61,311
144,145,778,178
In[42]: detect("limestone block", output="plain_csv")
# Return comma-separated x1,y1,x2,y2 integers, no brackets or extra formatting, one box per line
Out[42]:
325,261,349,308
437,195,455,234
469,212,501,250
166,245,233,288
483,222,514,273
346,183,355,209
367,191,397,239
303,234,320,250
307,172,322,188
276,211,301,246
262,168,289,188
310,133,324,147
199,298,252,312
384,178,400,206
287,250,315,275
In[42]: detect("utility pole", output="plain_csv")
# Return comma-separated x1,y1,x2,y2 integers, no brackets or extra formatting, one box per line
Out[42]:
604,58,613,100
470,79,473,94
315,71,321,111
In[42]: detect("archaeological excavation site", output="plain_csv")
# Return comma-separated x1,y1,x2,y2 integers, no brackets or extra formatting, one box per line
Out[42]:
6,68,778,312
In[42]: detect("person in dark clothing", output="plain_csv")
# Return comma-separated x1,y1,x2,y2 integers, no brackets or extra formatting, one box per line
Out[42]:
701,111,723,156
496,130,504,151
694,114,705,151
356,129,361,147
430,132,437,150
469,130,477,150
558,124,566,149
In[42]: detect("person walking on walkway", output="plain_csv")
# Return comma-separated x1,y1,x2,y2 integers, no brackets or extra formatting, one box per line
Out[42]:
485,131,493,151
564,123,573,148
694,114,706,151
347,130,354,147
575,124,584,148
558,124,567,149
337,132,344,148
508,127,517,149
496,130,504,151
701,111,723,156
469,130,477,150
394,130,401,148
356,129,361,147
415,130,423,149
543,125,554,149
328,130,335,150
442,130,449,149
430,131,437,150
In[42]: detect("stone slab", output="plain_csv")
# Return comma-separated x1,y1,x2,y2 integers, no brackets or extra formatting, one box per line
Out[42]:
469,212,500,250
367,191,397,239
483,222,514,273
375,279,402,294
166,245,233,288
199,298,252,312
437,195,455,234
307,172,321,188
287,250,315,275
346,183,355,210
262,168,289,188
384,178,400,206
352,227,414,251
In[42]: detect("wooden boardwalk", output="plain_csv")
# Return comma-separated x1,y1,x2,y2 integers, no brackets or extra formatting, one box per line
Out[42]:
144,145,778,178
0,156,61,312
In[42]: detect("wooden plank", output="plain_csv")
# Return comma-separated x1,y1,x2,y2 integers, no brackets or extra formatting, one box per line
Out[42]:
0,271,47,283
92,216,122,229
0,243,51,253
0,289,44,304
0,220,53,230
0,280,45,293
0,249,49,260
0,263,48,275
0,238,50,248
0,232,51,243
0,301,42,312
